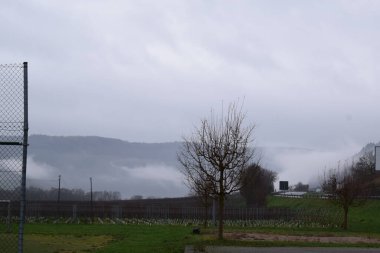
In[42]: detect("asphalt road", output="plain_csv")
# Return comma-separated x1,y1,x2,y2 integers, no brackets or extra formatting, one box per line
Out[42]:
185,246,380,253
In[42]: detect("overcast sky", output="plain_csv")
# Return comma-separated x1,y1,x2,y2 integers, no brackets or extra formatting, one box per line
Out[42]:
2,0,380,152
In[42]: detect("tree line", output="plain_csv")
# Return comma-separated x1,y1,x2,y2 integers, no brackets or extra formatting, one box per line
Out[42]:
27,186,121,201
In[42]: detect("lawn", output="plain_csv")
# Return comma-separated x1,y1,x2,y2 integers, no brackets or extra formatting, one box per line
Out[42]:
16,197,380,252
267,196,380,233
23,223,202,253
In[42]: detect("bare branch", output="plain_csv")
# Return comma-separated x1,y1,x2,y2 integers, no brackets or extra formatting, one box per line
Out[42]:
177,101,254,239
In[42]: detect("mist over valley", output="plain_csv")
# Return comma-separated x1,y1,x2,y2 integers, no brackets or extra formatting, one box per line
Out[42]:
26,135,376,199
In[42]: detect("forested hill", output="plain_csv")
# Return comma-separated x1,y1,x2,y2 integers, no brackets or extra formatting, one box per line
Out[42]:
26,135,379,198
27,135,185,198
29,135,181,169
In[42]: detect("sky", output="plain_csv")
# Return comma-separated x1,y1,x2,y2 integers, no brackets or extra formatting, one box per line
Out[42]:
2,1,380,191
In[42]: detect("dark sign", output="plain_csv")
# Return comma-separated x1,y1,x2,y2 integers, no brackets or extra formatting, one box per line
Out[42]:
279,181,289,191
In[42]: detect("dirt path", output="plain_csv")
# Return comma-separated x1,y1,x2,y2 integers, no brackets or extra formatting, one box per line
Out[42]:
224,232,380,244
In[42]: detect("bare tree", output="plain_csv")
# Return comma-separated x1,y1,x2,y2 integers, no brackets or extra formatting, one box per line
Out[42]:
180,141,215,228
322,155,373,230
188,177,214,228
178,102,254,239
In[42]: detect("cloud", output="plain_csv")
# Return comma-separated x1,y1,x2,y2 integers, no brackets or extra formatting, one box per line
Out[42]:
115,164,187,198
123,164,182,183
27,157,59,180
271,143,362,188
1,1,379,171
27,156,187,198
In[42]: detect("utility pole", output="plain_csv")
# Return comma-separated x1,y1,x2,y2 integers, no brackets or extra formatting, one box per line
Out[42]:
58,175,61,203
90,177,93,219
57,175,61,217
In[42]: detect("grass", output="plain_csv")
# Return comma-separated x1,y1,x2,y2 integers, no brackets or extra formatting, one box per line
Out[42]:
24,234,113,253
21,223,380,253
267,195,331,209
267,196,380,233
349,199,380,233
23,224,202,253
14,197,380,252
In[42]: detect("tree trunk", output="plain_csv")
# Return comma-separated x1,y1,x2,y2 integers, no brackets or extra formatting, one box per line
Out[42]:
218,193,224,240
343,206,349,230
203,201,208,228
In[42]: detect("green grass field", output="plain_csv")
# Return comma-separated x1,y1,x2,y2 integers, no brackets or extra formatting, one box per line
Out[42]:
15,197,380,252
23,223,201,253
267,196,380,233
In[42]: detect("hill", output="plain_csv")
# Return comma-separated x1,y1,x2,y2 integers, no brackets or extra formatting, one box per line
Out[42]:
26,135,297,198
27,135,185,198
26,135,380,198
29,135,181,169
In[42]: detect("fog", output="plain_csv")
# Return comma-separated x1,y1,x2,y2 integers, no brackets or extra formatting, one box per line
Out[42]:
2,1,380,196
25,135,370,198
27,156,187,199
272,144,363,189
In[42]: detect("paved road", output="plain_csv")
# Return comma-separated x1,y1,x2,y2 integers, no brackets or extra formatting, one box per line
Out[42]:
185,246,380,253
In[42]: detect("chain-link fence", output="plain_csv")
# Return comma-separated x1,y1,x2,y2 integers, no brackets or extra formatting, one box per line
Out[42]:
0,63,28,253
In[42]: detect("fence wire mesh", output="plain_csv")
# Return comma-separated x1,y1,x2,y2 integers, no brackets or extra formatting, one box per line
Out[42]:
0,63,27,253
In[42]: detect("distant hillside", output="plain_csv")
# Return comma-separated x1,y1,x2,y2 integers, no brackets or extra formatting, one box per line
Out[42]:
27,135,185,198
29,135,181,169
26,135,379,198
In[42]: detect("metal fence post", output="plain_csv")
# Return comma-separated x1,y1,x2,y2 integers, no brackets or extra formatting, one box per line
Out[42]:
18,62,28,253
